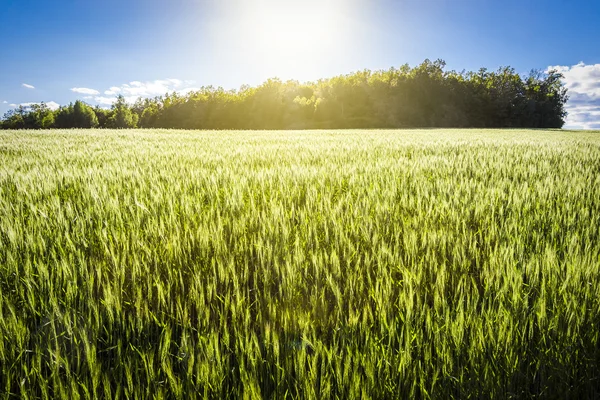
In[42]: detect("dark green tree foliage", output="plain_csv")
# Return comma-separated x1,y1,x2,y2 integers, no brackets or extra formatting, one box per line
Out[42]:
0,60,569,129
1,103,54,129
1,108,26,129
93,106,111,128
54,101,99,128
108,95,138,128
73,100,99,128
26,103,55,128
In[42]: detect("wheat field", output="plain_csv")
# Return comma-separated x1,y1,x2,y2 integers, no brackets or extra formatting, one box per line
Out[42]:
1,129,599,399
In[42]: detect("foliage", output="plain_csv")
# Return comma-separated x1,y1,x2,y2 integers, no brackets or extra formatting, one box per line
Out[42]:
108,95,139,128
0,129,599,398
54,100,99,128
0,60,569,130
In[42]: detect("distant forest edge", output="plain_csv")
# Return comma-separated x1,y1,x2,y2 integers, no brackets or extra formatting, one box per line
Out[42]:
1,59,568,130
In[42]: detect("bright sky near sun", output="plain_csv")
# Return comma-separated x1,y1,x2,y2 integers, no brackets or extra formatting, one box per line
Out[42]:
1,0,600,128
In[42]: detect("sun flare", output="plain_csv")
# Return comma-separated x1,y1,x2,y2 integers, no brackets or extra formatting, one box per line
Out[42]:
212,0,362,80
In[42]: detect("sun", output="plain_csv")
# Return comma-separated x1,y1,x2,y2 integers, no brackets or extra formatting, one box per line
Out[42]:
211,0,362,80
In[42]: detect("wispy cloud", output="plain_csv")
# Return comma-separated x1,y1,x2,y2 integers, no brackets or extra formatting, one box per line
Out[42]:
94,96,118,105
102,79,196,97
93,79,197,105
548,62,600,130
9,104,17,107
71,87,100,95
104,87,122,95
2,101,7,104
45,101,60,111
177,87,201,96
19,101,60,111
22,83,35,89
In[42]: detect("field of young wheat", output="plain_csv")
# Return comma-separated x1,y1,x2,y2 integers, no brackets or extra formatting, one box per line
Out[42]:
0,129,599,398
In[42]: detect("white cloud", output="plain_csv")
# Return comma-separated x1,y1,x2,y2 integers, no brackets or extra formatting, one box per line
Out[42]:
22,83,35,89
548,62,600,129
71,87,100,95
94,96,117,105
19,101,60,111
104,86,121,95
92,79,196,106
177,87,200,96
103,79,195,98
2,101,7,104
9,104,17,107
124,96,139,104
93,96,140,105
45,101,60,111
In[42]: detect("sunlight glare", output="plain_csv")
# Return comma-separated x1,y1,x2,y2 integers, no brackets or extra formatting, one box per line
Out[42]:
211,0,364,80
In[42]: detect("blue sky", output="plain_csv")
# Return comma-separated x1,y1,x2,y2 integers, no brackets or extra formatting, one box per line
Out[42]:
1,0,599,128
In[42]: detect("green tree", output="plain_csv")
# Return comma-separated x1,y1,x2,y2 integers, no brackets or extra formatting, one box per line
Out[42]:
140,103,160,128
73,101,99,128
108,95,138,128
23,103,54,129
0,59,570,130
53,101,98,128
1,108,25,129
93,107,111,128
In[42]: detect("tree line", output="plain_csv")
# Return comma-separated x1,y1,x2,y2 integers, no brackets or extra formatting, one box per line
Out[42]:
0,59,568,130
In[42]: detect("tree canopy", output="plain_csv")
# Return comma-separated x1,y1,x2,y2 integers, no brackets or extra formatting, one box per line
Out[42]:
1,60,569,130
